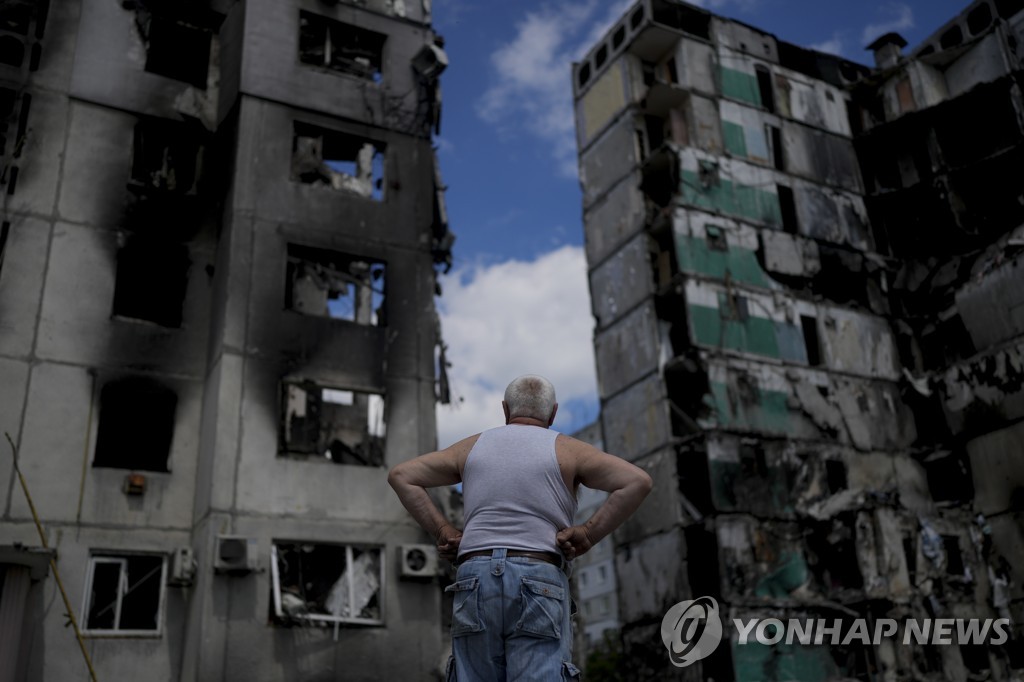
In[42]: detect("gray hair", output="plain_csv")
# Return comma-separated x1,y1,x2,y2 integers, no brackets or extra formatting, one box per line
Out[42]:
504,375,557,421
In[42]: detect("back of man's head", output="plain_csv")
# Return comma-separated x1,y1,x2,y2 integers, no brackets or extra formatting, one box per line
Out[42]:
504,375,557,422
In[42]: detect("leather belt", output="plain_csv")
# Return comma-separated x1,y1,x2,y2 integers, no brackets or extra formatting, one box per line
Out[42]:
458,549,562,567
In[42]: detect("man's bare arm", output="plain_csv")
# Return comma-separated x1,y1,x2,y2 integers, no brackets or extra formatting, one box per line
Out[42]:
387,435,478,545
556,437,652,559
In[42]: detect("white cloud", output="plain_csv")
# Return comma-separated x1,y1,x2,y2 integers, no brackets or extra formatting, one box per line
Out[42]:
436,245,598,448
808,33,844,57
862,3,914,46
477,0,757,177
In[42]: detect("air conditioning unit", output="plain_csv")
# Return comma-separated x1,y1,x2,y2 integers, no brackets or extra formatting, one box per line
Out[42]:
399,544,438,579
214,536,258,574
170,547,196,586
411,43,448,80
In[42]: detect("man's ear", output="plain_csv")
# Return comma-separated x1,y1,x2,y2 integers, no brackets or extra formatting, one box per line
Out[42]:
548,403,558,426
502,400,510,424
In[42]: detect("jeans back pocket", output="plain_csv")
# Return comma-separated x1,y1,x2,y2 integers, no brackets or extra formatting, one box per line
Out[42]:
445,576,484,636
516,577,565,639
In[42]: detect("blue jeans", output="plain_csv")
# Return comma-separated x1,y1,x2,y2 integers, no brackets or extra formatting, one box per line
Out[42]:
445,549,581,681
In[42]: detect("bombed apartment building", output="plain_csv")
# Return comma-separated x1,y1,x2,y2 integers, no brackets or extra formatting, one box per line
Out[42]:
573,0,1024,679
0,0,452,680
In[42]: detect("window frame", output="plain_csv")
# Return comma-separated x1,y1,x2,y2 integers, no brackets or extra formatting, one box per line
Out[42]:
271,542,386,627
81,552,168,637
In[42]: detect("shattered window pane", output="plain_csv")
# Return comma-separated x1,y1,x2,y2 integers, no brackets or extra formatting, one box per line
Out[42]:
281,381,386,466
298,11,386,83
292,122,386,200
271,543,383,626
286,244,386,325
84,554,166,633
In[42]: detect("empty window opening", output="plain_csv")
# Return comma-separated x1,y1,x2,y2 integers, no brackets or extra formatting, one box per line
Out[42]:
577,62,591,88
130,4,213,89
271,542,383,625
0,3,33,35
595,44,608,69
280,381,386,465
112,237,189,327
130,117,202,194
755,65,775,113
800,314,821,366
651,0,711,39
720,292,749,321
286,244,386,325
739,443,767,477
942,535,965,575
0,35,24,68
777,184,798,234
664,56,679,84
14,92,28,159
705,225,728,252
767,124,783,170
967,4,993,34
630,6,644,30
825,459,847,493
83,554,166,634
939,25,964,49
612,25,625,49
807,518,863,591
996,0,1024,20
299,10,386,82
698,159,719,188
597,565,608,583
292,122,385,200
895,77,916,113
641,60,656,87
94,377,176,472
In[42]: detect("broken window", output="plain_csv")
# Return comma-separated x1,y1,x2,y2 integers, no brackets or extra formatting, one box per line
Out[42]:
967,4,993,35
767,124,783,171
280,381,386,466
577,62,591,89
739,443,767,477
825,459,847,493
299,10,385,82
112,236,189,327
129,117,203,195
292,121,385,200
800,314,821,366
755,65,775,113
83,554,166,634
286,244,386,325
128,1,214,88
271,542,383,626
94,377,177,472
777,184,798,234
720,292,749,321
705,225,728,252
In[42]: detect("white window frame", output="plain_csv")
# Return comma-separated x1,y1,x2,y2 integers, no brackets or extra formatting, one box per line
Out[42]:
271,543,385,627
81,553,167,637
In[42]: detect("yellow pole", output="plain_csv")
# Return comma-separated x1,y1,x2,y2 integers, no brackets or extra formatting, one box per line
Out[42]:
5,432,98,682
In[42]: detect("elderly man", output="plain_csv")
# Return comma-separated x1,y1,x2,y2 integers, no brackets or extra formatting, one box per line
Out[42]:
388,375,652,681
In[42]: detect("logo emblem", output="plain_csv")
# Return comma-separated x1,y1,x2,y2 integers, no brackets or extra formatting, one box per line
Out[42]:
660,596,723,667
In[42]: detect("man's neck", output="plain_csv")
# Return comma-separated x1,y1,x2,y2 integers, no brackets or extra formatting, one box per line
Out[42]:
507,417,549,428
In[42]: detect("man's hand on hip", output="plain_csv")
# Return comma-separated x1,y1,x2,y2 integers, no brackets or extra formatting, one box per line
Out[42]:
436,524,462,562
556,525,594,560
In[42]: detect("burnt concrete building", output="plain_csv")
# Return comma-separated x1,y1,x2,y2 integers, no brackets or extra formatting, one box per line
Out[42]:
573,0,1024,679
0,0,453,680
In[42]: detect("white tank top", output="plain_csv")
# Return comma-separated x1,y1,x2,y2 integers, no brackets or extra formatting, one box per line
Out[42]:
458,425,578,557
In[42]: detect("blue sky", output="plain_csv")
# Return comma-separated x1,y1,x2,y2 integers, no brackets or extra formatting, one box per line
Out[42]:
430,0,970,447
